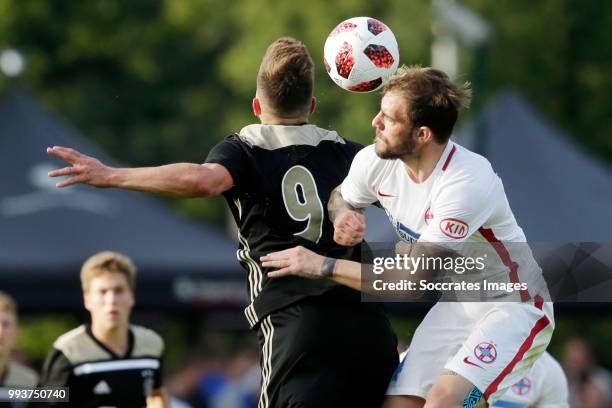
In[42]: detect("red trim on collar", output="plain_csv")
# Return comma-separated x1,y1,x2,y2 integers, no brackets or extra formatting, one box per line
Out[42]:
442,144,457,171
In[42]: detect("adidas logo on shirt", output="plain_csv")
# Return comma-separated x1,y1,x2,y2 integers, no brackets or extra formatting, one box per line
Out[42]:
93,380,112,395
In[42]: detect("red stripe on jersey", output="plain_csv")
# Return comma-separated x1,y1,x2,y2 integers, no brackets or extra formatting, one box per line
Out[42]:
483,313,550,399
534,295,543,310
442,144,457,171
478,227,531,302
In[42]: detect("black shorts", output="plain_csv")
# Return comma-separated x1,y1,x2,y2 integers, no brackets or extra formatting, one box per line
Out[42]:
256,293,398,408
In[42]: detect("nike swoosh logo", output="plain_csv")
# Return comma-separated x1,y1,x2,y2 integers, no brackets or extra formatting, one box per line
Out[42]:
463,356,483,369
377,190,395,197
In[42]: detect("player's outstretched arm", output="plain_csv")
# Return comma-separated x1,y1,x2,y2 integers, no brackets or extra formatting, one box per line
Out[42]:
328,185,366,246
261,246,362,291
46,146,233,197
263,242,459,299
262,246,423,298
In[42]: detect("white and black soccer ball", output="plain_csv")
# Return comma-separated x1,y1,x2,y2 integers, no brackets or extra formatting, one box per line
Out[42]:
323,17,399,93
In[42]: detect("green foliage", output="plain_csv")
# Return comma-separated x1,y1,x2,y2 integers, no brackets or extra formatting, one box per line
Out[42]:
17,314,79,360
465,0,612,161
155,317,191,374
548,314,612,368
0,0,610,226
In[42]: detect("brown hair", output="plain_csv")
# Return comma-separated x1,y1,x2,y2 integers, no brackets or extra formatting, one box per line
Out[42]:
0,291,17,318
383,65,471,143
257,37,314,117
81,251,136,292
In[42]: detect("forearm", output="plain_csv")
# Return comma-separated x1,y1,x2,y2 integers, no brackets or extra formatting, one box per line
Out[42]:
327,258,427,299
108,163,214,197
365,242,458,299
327,258,363,291
328,185,364,222
328,242,449,298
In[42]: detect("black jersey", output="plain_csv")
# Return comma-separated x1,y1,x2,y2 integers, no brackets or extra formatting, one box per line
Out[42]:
206,124,364,328
39,325,163,408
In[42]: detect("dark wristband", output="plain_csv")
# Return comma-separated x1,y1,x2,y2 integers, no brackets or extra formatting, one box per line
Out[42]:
321,257,337,278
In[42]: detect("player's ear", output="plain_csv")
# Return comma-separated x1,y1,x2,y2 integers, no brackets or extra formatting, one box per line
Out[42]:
252,97,262,117
309,97,317,114
417,126,434,144
83,291,92,312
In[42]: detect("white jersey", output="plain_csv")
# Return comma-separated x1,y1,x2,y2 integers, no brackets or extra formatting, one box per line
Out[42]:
491,352,569,408
341,141,547,302
353,142,556,402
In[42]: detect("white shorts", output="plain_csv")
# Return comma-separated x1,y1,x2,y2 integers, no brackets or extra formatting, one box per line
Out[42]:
387,296,554,403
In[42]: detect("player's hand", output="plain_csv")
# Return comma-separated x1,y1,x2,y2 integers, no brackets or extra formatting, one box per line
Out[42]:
47,146,112,188
333,210,365,246
261,246,325,279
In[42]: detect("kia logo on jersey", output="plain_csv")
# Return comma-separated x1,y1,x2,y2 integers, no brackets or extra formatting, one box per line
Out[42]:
439,218,468,239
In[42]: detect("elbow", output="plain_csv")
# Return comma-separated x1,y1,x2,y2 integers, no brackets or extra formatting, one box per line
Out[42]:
189,163,231,198
191,176,214,197
191,164,228,197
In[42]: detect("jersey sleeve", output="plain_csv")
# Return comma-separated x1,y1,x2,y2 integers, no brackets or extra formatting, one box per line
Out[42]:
154,336,164,390
536,355,570,408
130,325,165,391
418,171,495,246
154,359,163,390
38,348,72,387
205,135,249,187
340,145,379,208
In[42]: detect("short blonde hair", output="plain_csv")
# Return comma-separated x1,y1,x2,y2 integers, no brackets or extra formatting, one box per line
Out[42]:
257,37,314,117
0,291,17,318
81,251,136,292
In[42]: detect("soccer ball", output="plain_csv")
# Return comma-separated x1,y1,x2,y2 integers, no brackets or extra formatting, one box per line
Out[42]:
323,17,399,93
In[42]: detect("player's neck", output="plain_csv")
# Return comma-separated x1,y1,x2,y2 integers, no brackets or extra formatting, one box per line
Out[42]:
401,142,448,183
91,323,130,356
259,112,309,126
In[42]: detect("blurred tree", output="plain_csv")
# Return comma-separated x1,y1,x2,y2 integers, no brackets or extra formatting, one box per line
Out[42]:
0,0,609,227
465,0,612,162
0,0,431,226
18,315,79,361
